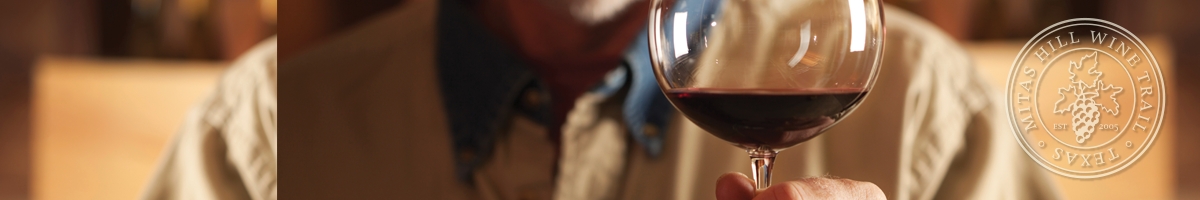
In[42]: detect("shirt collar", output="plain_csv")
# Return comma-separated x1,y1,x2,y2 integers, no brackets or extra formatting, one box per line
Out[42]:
434,0,672,183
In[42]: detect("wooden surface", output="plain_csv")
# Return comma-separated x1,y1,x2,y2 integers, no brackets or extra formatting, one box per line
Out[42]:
964,37,1178,200
31,57,225,200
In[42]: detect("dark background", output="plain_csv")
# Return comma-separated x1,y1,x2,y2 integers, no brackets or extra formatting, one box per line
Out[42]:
0,0,274,199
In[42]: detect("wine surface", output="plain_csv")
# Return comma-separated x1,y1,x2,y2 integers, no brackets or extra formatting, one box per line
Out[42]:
666,88,868,149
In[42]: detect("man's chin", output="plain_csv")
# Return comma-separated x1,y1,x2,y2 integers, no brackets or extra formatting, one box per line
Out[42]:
566,0,641,25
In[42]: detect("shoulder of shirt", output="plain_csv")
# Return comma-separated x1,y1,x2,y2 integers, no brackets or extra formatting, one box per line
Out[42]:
882,5,994,112
197,36,281,198
279,0,439,95
201,36,279,126
215,36,278,104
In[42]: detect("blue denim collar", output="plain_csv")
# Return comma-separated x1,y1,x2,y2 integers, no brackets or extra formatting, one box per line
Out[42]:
435,0,672,183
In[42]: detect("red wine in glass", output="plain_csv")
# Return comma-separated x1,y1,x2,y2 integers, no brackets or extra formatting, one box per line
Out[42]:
666,88,868,150
649,0,885,190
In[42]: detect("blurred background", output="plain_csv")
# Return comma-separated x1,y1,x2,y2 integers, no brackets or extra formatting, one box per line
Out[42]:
0,0,1197,199
0,0,274,199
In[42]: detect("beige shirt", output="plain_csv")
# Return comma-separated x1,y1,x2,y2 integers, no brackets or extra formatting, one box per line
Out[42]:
141,37,278,200
142,1,1061,199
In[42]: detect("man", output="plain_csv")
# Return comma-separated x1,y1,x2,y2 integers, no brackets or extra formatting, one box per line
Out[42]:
144,0,1062,199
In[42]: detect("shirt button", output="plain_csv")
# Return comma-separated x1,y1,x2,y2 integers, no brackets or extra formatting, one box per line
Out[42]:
518,187,550,200
523,89,543,108
642,124,660,137
519,190,538,200
457,148,477,163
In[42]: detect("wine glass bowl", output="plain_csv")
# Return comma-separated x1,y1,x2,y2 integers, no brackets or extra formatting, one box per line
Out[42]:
666,87,868,150
648,0,884,189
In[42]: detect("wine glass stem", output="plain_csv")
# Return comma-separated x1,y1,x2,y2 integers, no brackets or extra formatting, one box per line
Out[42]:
748,146,778,190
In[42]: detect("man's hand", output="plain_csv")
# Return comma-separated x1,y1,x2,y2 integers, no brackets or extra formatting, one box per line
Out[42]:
715,172,886,200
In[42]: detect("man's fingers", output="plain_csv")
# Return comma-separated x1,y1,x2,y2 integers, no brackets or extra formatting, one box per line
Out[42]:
715,173,886,200
715,172,756,200
753,177,886,200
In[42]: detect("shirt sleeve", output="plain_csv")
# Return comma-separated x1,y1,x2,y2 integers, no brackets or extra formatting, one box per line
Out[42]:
875,6,1062,199
905,43,1062,200
141,37,278,200
929,100,1064,200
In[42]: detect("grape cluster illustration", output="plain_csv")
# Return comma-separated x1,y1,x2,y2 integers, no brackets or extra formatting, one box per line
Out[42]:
1053,51,1124,144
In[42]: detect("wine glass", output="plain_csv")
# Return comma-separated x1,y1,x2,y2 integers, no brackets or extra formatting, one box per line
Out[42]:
648,0,884,189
